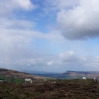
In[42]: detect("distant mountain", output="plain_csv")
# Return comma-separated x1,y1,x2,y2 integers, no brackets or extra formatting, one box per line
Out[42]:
61,71,99,79
28,70,99,79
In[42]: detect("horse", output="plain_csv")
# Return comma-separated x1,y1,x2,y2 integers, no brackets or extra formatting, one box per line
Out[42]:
82,77,86,80
93,78,99,85
25,78,32,84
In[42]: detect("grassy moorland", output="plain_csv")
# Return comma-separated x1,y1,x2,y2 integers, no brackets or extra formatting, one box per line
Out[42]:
0,79,99,99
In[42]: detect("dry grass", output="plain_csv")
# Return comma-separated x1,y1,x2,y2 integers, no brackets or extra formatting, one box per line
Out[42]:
0,79,99,99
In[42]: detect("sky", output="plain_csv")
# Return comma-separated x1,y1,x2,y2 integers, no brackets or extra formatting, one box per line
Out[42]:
0,0,99,73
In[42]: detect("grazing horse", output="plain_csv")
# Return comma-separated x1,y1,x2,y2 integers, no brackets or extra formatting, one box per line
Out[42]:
25,78,32,84
0,78,5,83
0,79,3,82
93,78,99,85
94,78,97,82
82,77,86,80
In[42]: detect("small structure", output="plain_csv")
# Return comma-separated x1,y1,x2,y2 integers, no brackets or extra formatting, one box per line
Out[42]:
25,78,32,84
82,77,86,80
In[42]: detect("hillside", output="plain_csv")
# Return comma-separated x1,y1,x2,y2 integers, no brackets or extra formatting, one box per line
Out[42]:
0,68,46,81
1,68,99,80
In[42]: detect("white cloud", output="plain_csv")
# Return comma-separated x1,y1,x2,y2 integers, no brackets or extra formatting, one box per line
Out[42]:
60,51,87,62
93,56,99,62
45,30,65,42
13,0,36,10
0,0,36,16
47,61,54,66
0,18,35,30
57,0,99,40
60,51,77,62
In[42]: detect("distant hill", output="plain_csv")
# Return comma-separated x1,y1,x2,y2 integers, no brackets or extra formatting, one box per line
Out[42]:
0,68,47,80
60,71,99,79
1,68,99,80
31,70,99,79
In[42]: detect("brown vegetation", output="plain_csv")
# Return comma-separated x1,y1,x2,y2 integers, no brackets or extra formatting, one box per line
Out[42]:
0,79,99,99
0,68,46,80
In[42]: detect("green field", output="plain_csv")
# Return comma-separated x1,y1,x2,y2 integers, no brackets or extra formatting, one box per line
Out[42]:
0,74,23,84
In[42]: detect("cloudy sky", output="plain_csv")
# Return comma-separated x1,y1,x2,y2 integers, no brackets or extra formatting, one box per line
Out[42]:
0,0,99,73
